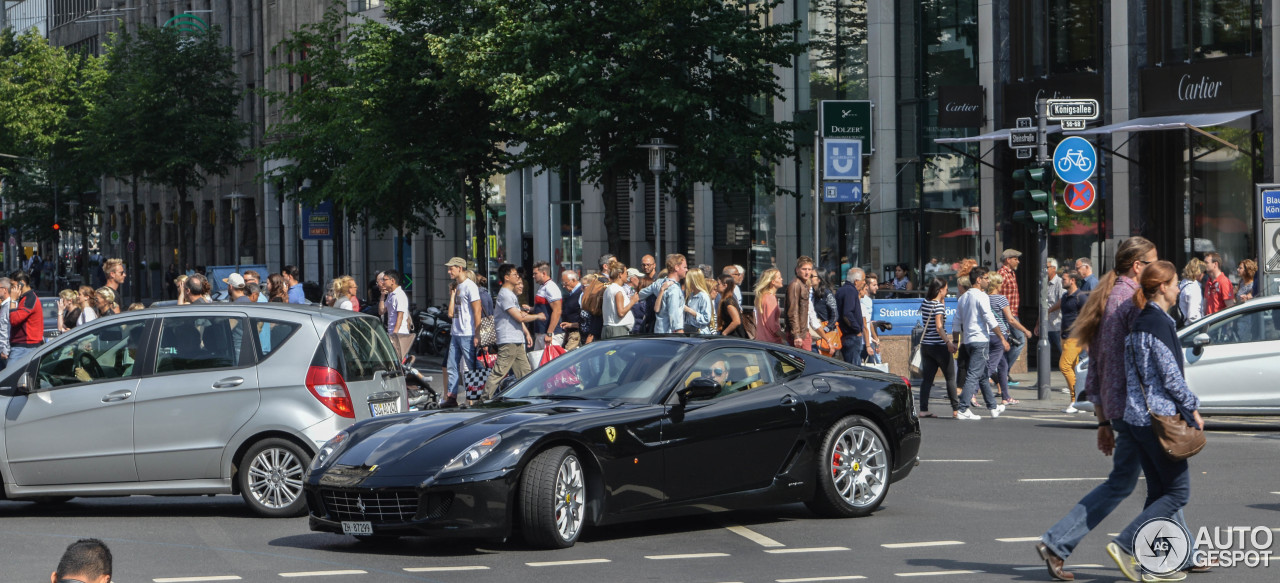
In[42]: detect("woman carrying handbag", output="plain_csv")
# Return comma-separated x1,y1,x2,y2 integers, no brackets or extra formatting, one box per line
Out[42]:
916,277,958,418
1108,260,1205,581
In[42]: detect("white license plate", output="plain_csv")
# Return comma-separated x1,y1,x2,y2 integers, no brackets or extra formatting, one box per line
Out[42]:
341,521,373,536
370,400,400,416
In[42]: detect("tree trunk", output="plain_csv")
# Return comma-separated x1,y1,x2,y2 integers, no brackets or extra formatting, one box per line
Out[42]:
130,176,141,304
600,168,623,263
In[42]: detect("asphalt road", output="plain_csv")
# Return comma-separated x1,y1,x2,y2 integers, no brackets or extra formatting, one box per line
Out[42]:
4,382,1278,582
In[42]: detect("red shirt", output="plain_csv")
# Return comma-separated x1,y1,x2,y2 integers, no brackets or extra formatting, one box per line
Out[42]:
998,265,1020,316
1204,272,1233,315
10,290,44,346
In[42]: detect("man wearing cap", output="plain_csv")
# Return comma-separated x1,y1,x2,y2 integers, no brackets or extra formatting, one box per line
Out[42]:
998,249,1029,373
444,257,481,407
224,273,251,302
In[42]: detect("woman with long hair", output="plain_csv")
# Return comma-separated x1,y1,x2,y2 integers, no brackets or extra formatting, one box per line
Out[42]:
1176,258,1205,327
809,272,839,347
174,275,190,305
717,274,746,337
682,269,715,335
1038,236,1157,580
76,285,98,326
268,273,289,303
94,287,118,316
56,289,80,333
753,268,784,344
917,277,958,418
331,276,358,310
1236,258,1256,303
1110,260,1202,578
603,261,637,338
986,273,1032,405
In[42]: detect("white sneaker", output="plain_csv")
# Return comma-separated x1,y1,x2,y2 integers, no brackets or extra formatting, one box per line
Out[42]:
957,409,982,420
1059,388,1070,394
1063,405,1079,414
990,407,1001,418
996,404,1006,414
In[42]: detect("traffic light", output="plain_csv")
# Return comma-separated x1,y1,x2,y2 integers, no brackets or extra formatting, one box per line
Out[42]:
1012,165,1058,231
52,222,60,231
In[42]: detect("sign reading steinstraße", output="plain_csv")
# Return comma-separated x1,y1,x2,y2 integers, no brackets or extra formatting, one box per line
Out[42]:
820,100,873,150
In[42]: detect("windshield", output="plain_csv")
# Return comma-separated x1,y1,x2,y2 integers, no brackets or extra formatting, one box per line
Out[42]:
502,340,689,403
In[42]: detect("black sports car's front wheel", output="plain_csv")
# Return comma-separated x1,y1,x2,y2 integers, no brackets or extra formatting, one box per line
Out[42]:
806,415,890,518
519,446,586,548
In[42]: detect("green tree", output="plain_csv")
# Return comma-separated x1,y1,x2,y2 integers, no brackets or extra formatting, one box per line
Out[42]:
260,2,509,250
417,0,804,255
87,24,248,300
0,28,104,254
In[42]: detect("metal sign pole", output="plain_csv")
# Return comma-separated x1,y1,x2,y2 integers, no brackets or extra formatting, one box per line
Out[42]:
813,131,821,261
1036,97,1051,400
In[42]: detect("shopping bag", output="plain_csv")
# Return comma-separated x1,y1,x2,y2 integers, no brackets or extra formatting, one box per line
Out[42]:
463,354,491,401
540,344,567,366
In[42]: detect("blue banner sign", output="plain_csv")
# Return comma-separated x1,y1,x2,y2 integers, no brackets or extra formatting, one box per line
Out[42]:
822,182,863,203
302,201,334,240
870,298,958,336
1263,190,1280,220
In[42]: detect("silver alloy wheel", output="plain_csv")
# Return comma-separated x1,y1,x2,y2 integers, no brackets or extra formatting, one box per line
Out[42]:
829,426,888,507
247,446,305,509
553,454,586,541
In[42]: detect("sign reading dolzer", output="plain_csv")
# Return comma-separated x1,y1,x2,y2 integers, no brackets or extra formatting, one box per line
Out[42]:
820,100,873,149
937,85,984,128
1140,57,1262,116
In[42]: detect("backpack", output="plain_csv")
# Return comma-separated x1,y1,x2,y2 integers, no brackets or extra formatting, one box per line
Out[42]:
580,277,608,317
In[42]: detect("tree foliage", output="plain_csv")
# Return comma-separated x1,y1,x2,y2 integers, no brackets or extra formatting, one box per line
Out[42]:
259,2,509,236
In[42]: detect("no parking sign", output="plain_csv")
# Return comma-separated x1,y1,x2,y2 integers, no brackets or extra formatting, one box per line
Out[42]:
1062,180,1096,213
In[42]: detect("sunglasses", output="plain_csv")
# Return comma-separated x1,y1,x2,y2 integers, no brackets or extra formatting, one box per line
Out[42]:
712,367,726,375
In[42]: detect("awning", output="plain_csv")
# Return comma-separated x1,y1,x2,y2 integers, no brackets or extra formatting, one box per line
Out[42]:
1063,110,1257,136
934,126,1062,144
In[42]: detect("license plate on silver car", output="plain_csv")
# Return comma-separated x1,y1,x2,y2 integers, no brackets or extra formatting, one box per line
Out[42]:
342,521,373,536
370,400,400,416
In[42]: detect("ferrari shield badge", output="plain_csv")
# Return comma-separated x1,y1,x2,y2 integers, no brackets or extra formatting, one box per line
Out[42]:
605,426,617,443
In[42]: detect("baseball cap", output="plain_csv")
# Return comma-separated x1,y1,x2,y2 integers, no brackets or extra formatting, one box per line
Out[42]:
445,257,467,268
223,273,246,289
626,268,644,279
1002,249,1023,259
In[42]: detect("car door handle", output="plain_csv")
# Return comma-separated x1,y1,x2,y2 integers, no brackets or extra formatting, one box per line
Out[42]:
101,390,133,403
212,377,245,389
780,394,798,406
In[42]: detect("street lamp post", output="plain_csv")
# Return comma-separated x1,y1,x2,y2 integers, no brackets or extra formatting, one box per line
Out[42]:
225,191,248,269
637,139,676,261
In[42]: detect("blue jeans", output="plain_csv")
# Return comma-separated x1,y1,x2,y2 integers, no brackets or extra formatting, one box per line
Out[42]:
958,341,996,413
841,334,864,366
446,334,475,398
988,335,1010,401
8,346,35,365
1005,327,1026,370
1114,421,1192,566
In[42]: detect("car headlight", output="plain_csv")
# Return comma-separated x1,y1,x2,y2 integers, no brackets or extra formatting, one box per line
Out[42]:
312,431,349,470
443,435,502,472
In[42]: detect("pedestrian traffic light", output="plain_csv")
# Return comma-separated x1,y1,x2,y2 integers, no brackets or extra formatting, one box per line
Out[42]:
52,222,60,231
1012,165,1058,231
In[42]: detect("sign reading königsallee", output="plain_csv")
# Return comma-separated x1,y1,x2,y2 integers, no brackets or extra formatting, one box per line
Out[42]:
1140,57,1262,117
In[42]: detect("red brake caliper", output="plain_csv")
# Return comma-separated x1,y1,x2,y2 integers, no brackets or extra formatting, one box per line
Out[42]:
832,448,842,477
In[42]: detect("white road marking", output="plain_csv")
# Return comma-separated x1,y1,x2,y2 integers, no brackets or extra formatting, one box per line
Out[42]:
279,571,367,578
996,537,1043,542
881,540,965,549
894,570,984,577
776,577,866,582
1271,492,1280,495
154,578,242,583
723,523,785,547
1019,477,1106,482
403,566,490,573
526,558,612,567
920,459,991,462
644,552,731,560
765,546,850,554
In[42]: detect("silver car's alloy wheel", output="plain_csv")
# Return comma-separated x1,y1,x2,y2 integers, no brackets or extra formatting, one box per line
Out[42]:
830,426,888,508
247,446,305,510
553,455,586,542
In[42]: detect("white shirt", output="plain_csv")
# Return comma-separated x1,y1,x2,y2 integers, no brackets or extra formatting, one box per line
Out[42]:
951,288,1000,344
807,289,821,331
1178,279,1204,324
78,306,98,326
452,279,479,336
860,295,873,330
1046,275,1064,331
603,283,634,328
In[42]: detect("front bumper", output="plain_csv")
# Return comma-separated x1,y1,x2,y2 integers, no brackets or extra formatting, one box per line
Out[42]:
305,469,518,539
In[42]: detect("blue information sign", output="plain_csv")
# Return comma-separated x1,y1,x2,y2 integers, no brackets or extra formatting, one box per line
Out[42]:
301,201,334,240
1263,190,1280,220
1053,136,1097,184
822,182,863,203
823,138,862,180
870,298,958,336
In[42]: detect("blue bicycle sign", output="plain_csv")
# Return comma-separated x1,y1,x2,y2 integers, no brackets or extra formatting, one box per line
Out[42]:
1053,136,1096,184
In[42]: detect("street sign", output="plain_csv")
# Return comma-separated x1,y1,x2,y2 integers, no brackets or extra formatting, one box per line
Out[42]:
1063,180,1097,212
1016,147,1033,159
110,231,120,244
1008,129,1037,148
1015,116,1034,129
822,139,862,180
820,100,873,149
128,240,136,252
1060,119,1087,131
1262,189,1280,220
1045,98,1100,121
7,236,14,247
1052,136,1096,184
822,182,863,203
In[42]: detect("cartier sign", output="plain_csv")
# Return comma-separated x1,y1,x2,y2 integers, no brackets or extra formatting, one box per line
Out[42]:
938,85,985,128
1140,57,1261,116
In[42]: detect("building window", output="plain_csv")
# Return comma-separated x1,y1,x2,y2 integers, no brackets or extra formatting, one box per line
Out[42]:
1011,0,1102,80
1149,0,1262,64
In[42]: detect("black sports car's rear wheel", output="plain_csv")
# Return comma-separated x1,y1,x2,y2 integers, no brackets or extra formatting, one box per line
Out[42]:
806,415,890,518
519,446,586,548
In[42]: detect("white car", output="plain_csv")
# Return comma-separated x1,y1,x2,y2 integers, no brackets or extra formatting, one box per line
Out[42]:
1074,296,1280,415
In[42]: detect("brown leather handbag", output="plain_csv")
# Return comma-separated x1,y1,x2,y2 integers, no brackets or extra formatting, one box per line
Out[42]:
815,322,842,357
1129,345,1205,461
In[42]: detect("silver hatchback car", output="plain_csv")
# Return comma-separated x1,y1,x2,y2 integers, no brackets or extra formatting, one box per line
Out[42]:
0,304,407,517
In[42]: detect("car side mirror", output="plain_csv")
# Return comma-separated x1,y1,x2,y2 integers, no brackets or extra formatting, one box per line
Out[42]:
1192,333,1211,348
677,377,721,405
15,372,31,394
